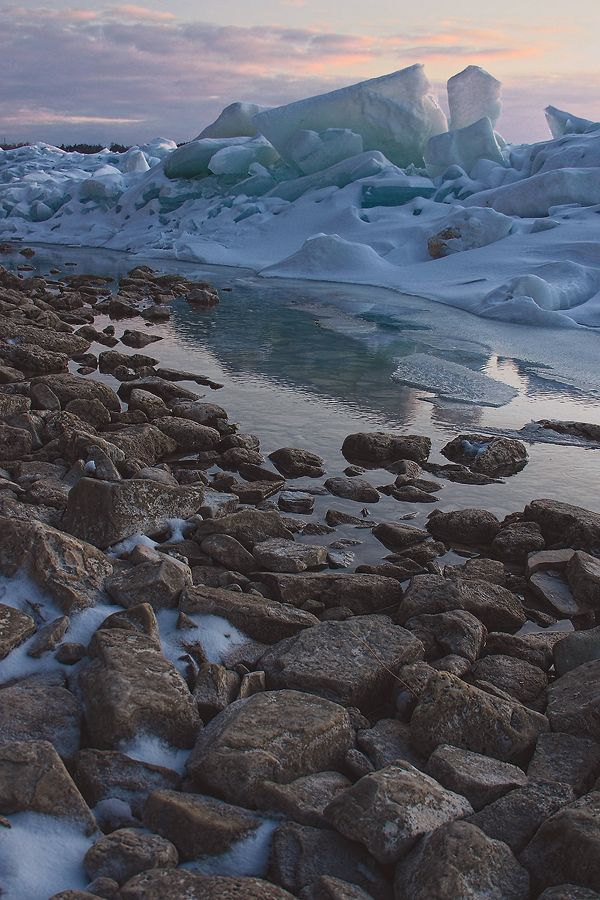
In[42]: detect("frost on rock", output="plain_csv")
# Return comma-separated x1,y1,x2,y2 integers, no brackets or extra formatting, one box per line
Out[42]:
448,65,502,131
253,64,448,168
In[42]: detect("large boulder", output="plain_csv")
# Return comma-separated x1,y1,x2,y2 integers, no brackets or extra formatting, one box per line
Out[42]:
31,372,120,411
441,434,528,477
120,871,296,899
105,424,178,467
260,615,423,711
426,744,527,810
546,660,600,740
0,603,36,658
523,499,600,554
261,572,401,615
427,508,501,545
84,828,178,885
397,575,525,632
410,670,549,763
73,749,180,816
186,690,354,808
78,629,200,748
193,508,293,550
0,515,112,611
63,478,203,548
324,762,473,863
0,675,82,759
341,431,431,466
394,820,529,900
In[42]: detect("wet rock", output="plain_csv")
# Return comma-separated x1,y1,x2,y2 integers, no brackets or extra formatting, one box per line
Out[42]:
118,377,198,404
519,792,600,893
186,690,354,808
153,416,221,452
482,630,563,671
426,744,527,810
260,772,352,827
0,674,82,759
269,448,325,478
79,628,200,749
527,733,600,794
63,478,203,548
278,491,315,514
73,749,179,817
371,522,429,552
467,780,576,853
252,538,328,573
105,554,191,610
341,431,431,466
56,642,86,665
84,829,178,884
0,603,36,658
537,888,600,900
567,551,600,610
0,739,95,832
260,615,423,711
441,434,528,477
410,670,549,763
193,508,293,550
546,659,600,740
127,388,168,419
324,476,380,503
427,507,500,545
394,820,529,900
143,790,260,860
529,569,582,617
268,821,390,899
324,761,473,863
261,572,401,615
524,499,600,554
397,575,525,632
120,871,296,899
471,654,548,707
404,609,486,663
181,583,318,643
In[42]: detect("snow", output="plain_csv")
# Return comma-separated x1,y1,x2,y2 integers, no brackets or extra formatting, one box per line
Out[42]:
184,819,278,878
1,66,600,330
156,608,249,669
0,812,96,900
119,733,190,775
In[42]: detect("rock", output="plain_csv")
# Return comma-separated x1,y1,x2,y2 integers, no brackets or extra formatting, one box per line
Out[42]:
0,393,31,416
79,628,200,748
84,829,178,884
262,572,401,615
356,719,425,769
105,424,177,467
268,821,390,899
567,551,600,610
324,761,473,863
527,733,600,794
200,533,256,573
324,477,380,503
537,888,600,900
65,398,111,429
410,670,549,763
193,508,293,550
252,538,327,573
56,642,86,664
524,499,600,554
426,744,527,810
491,522,545,562
482,631,562,671
554,626,600,676
404,609,486,663
0,740,95,833
105,555,191,610
445,556,507,585
341,431,431,466
118,377,198,404
26,615,70,657
467,780,576,853
74,748,179,816
100,602,161,647
260,772,352,827
120,871,296,899
198,489,239,519
0,675,82,759
519,792,600,893
86,877,120,898
427,508,500,545
143,789,262,861
153,416,221,452
193,663,240,720
397,575,525,632
441,434,528,477
0,603,35,658
298,875,376,900
260,615,423,710
394,820,530,900
181,584,318,643
186,690,354,808
529,570,582,617
63,478,203,548
121,329,162,349
170,399,228,427
269,448,325,478
127,388,168,419
546,660,600,740
371,522,429,552
526,548,576,576
31,373,120,411
278,492,315,514
471,654,548,707
0,423,32,459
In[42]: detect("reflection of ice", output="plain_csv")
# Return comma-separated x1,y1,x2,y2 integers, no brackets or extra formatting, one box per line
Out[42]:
392,352,518,406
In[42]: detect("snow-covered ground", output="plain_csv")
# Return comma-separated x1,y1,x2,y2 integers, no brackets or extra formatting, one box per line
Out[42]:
2,64,600,328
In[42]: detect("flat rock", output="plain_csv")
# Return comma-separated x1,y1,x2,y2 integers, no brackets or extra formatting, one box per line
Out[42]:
404,609,486,663
554,626,600,676
410,670,549,763
73,749,180,817
193,508,293,550
529,570,583,617
269,448,325,478
394,820,530,900
324,761,473,863
253,538,328,573
260,772,352,827
546,659,600,740
426,744,527,810
524,499,600,554
397,575,525,632
261,572,401,615
0,676,82,759
186,690,354,808
84,828,178,885
0,603,35,659
527,733,600,794
260,615,423,711
324,477,380,503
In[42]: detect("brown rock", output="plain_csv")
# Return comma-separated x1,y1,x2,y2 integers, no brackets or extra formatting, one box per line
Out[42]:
0,603,36,659
120,871,295,899
73,749,179,817
341,431,431,466
397,574,525,632
0,674,82,760
84,829,178,885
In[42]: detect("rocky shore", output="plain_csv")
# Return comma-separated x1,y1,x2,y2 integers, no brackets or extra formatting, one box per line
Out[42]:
1,255,600,899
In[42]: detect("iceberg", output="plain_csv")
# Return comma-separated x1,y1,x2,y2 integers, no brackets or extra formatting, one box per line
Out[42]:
287,128,364,175
196,101,270,139
424,117,506,177
447,65,502,131
253,64,448,168
463,168,600,216
164,136,277,180
544,106,597,139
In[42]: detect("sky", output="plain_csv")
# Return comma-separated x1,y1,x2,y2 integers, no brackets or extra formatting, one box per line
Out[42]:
1,0,599,147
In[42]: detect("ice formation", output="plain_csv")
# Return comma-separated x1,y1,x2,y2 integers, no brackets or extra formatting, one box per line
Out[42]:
1,63,600,329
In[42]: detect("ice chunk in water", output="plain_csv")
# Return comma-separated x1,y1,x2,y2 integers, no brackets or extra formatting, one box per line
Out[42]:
425,116,505,178
447,65,502,130
254,65,447,168
196,101,270,139
392,352,519,406
287,128,364,174
545,106,597,139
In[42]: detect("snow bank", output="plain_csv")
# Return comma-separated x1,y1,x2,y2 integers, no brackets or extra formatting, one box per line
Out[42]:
2,65,600,329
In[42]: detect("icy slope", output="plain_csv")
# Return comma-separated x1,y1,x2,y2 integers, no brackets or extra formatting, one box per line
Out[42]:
1,64,600,328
